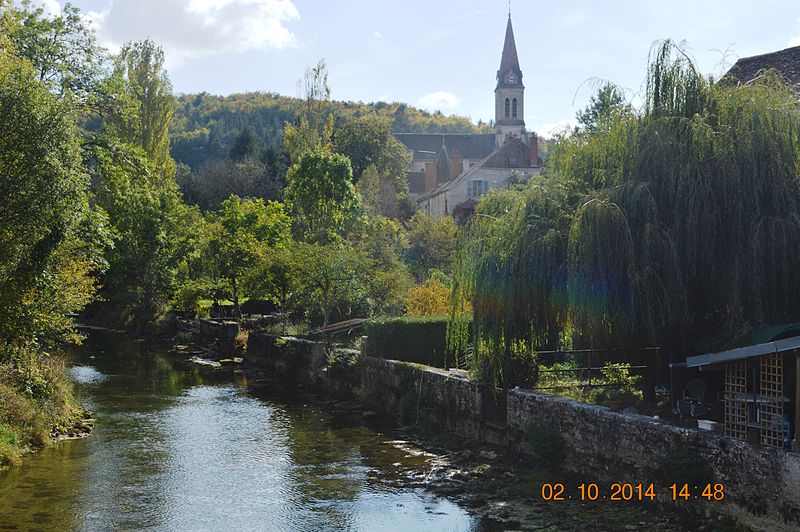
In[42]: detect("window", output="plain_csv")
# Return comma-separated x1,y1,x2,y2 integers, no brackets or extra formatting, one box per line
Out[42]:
468,180,490,199
504,98,510,118
512,98,517,118
508,156,518,167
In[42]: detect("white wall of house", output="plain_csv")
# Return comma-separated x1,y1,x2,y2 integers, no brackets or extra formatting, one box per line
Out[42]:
420,167,541,217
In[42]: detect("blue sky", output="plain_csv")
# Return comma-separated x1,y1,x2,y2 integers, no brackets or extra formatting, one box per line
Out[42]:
34,0,800,136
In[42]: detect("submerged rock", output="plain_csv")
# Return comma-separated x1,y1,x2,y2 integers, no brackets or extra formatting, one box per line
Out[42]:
189,356,222,368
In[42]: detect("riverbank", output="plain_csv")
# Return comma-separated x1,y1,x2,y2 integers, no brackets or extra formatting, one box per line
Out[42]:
310,396,700,531
243,333,732,531
0,343,92,469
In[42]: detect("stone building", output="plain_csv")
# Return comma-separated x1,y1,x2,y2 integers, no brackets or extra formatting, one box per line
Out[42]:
395,14,541,220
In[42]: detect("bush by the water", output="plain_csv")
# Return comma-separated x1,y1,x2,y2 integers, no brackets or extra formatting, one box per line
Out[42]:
364,317,470,368
0,344,82,468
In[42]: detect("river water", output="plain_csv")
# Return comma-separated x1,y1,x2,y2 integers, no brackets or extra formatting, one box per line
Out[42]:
0,332,481,531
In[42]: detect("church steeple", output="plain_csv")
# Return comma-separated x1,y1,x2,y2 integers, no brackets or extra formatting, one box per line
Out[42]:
494,13,526,147
497,15,522,86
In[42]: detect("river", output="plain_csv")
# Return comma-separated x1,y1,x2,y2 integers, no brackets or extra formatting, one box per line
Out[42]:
0,332,483,531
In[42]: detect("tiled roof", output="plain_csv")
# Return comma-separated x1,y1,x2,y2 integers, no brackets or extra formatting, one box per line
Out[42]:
722,45,800,87
393,133,496,161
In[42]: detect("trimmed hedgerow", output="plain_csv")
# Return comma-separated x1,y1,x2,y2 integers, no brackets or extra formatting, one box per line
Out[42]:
364,317,470,369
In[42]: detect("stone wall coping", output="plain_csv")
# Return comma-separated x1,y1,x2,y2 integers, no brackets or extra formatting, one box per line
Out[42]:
509,387,800,464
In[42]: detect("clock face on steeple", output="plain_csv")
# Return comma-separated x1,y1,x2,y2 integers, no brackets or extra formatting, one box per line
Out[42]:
505,72,517,84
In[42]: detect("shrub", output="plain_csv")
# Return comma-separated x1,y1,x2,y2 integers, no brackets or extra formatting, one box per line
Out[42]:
364,316,470,368
326,349,359,377
0,343,81,469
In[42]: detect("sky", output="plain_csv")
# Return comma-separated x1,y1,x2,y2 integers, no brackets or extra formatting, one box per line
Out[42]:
29,0,800,136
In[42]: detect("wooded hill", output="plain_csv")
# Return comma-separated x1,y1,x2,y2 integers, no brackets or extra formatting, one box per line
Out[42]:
171,92,492,172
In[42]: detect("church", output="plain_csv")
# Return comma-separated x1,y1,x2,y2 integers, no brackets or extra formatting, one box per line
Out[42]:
394,13,541,221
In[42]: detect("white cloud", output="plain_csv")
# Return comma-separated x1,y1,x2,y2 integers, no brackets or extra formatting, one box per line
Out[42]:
15,0,61,15
87,0,299,66
790,36,800,47
373,31,383,39
418,91,461,111
538,119,578,138
41,0,61,15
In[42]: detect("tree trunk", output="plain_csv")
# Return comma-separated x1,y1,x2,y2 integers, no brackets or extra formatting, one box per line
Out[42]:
231,275,241,318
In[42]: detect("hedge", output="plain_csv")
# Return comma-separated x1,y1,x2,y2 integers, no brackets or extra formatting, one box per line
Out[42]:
364,316,470,369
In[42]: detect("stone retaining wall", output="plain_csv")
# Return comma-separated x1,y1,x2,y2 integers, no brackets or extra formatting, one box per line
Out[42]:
507,389,800,530
246,332,800,531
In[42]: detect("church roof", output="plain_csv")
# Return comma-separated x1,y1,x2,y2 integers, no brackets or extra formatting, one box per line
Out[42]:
393,133,496,160
498,16,522,79
722,45,800,87
417,138,533,201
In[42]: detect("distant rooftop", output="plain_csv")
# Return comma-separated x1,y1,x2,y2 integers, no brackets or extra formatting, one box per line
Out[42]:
723,45,800,87
393,133,496,161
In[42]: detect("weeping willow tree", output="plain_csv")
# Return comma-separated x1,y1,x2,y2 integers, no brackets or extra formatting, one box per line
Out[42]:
448,182,574,386
451,40,800,386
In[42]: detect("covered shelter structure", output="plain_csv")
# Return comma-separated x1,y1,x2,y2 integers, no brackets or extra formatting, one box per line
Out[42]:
686,326,800,449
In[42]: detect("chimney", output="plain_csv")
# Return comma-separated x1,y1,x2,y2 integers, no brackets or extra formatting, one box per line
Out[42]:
529,133,539,167
424,162,437,191
451,149,461,179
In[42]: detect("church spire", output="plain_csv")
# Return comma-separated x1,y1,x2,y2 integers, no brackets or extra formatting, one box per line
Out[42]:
497,14,521,83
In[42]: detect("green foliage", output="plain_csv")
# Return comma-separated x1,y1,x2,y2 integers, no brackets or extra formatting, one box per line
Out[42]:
0,343,82,468
0,41,100,345
523,422,566,466
108,39,177,184
597,362,642,403
283,59,334,163
89,139,184,326
333,113,410,191
326,349,359,377
286,242,374,325
405,211,459,281
87,39,188,327
229,126,258,161
285,150,364,244
178,159,284,212
4,0,104,105
364,317,469,368
600,362,640,387
452,39,800,389
449,182,573,386
576,82,629,133
170,91,490,176
193,196,291,313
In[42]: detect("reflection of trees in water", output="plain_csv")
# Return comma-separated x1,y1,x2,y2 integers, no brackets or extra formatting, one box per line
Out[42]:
0,437,87,530
279,401,439,528
279,405,361,530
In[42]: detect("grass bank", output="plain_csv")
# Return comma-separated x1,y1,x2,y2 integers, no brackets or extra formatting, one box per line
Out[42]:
0,343,86,469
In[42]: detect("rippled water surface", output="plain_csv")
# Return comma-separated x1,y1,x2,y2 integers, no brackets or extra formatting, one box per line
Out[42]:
0,332,478,531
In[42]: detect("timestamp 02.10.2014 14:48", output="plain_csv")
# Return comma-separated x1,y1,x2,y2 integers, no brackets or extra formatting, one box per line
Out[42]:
539,482,726,502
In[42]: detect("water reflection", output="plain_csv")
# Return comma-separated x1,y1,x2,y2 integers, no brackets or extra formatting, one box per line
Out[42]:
0,333,477,531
